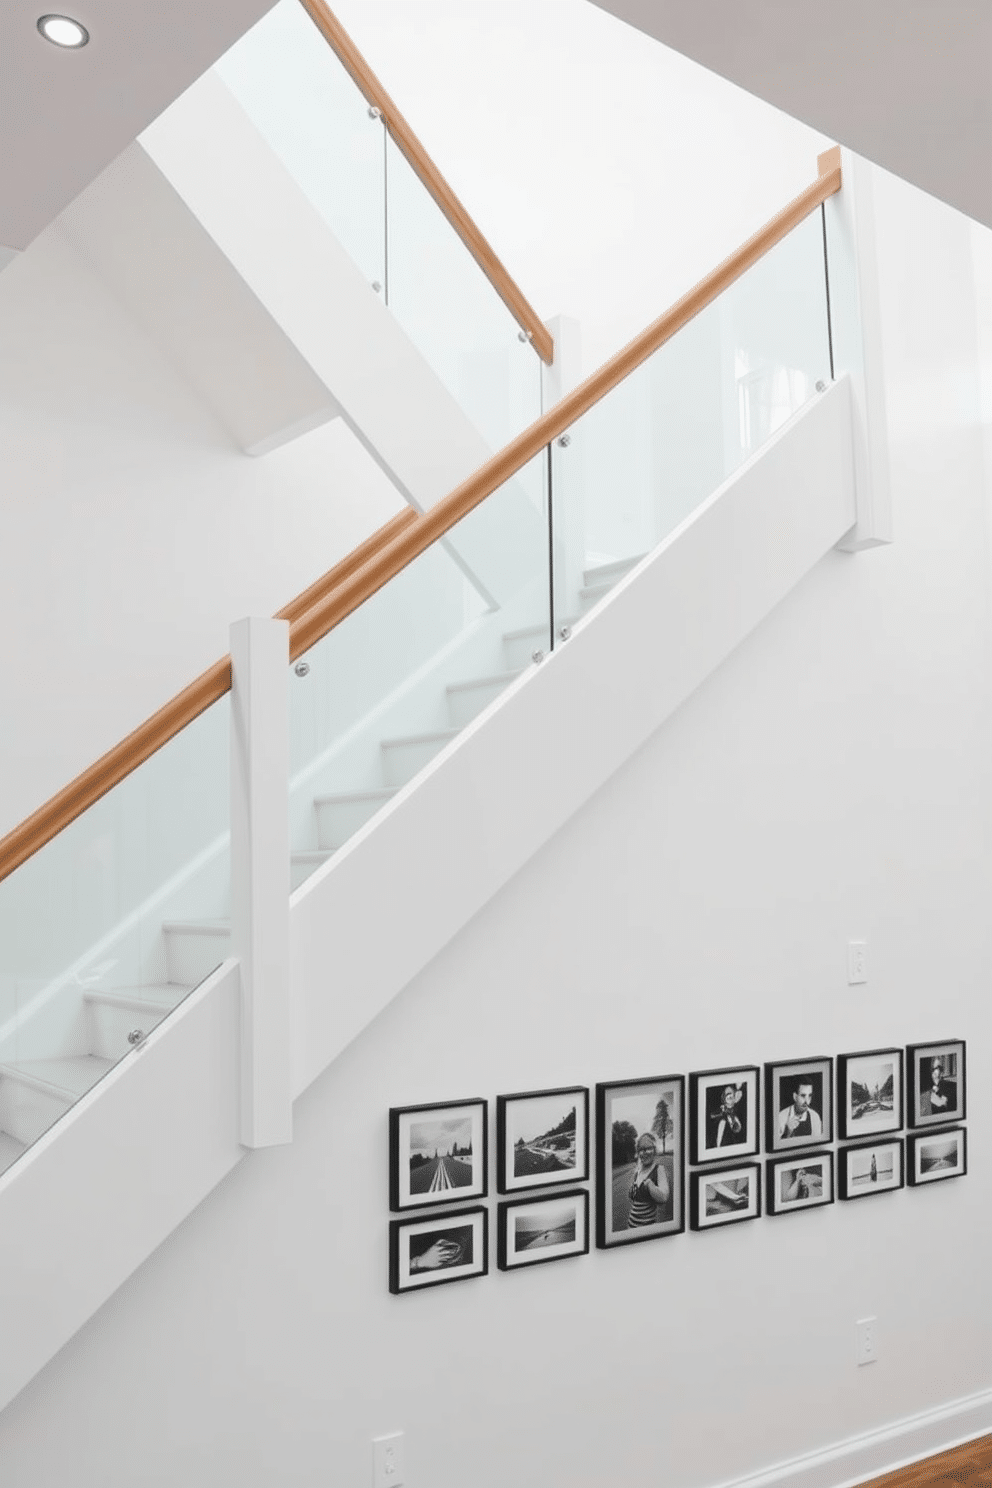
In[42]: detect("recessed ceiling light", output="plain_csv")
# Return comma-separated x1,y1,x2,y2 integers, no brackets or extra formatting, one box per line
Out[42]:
37,14,89,47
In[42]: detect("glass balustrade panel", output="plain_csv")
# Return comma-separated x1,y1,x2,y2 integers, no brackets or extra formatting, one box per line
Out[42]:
0,694,231,1175
551,210,832,626
385,134,544,465
214,0,387,290
288,454,551,888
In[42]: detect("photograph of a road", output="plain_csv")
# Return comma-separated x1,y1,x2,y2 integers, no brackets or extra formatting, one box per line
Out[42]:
510,1096,578,1179
408,1116,475,1196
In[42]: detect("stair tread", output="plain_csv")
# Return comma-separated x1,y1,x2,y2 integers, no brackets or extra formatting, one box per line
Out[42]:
380,728,459,750
1,1055,115,1099
313,787,398,806
161,919,230,935
292,849,334,863
446,670,522,695
583,554,644,585
83,983,188,1010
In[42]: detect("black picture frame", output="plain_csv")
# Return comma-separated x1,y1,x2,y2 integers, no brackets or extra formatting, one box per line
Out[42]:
837,1048,904,1140
765,1056,834,1153
906,1040,966,1128
389,1206,488,1294
595,1075,685,1248
689,1065,760,1164
497,1189,590,1271
766,1150,834,1216
838,1138,905,1200
907,1126,968,1186
689,1162,761,1231
496,1086,589,1195
389,1098,488,1212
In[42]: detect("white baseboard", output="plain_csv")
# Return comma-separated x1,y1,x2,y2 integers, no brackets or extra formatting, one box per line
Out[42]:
718,1389,992,1488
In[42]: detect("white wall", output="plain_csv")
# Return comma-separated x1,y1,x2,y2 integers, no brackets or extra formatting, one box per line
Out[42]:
0,227,402,838
0,164,987,1487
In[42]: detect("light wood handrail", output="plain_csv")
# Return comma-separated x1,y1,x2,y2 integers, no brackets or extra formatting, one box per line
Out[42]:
275,506,418,625
0,513,418,885
289,155,842,659
296,0,555,366
0,154,841,885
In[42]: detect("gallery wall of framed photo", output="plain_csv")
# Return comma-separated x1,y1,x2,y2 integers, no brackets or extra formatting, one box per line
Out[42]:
387,1040,968,1291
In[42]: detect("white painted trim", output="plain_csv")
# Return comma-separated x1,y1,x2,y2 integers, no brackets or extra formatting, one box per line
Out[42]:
714,1389,992,1488
231,618,292,1149
825,150,893,551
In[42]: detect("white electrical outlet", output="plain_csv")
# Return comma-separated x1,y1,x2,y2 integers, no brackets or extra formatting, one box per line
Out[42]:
848,940,868,985
856,1316,878,1365
373,1433,405,1488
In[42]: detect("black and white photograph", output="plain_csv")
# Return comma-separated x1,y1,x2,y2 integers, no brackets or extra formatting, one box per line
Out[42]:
907,1127,968,1186
765,1057,833,1153
689,1065,760,1164
906,1041,966,1128
496,1086,589,1194
766,1151,834,1215
595,1075,685,1248
389,1098,488,1212
689,1163,761,1231
838,1139,904,1200
837,1048,903,1139
389,1207,488,1294
497,1190,590,1271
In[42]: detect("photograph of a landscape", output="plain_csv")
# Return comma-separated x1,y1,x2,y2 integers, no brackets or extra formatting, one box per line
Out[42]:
408,1117,475,1196
389,1099,487,1211
839,1050,902,1137
498,1190,589,1269
497,1087,589,1192
839,1139,904,1200
909,1127,967,1185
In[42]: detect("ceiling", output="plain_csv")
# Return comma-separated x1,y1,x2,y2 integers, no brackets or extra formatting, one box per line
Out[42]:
0,0,272,247
4,0,992,251
590,0,992,232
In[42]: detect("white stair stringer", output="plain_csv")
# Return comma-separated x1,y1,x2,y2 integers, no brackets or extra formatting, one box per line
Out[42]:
0,378,856,1417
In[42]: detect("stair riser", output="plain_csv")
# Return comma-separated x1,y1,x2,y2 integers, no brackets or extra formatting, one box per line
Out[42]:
316,795,390,851
447,678,512,729
87,1002,172,1062
163,930,230,988
380,737,449,788
502,631,547,670
0,1079,70,1146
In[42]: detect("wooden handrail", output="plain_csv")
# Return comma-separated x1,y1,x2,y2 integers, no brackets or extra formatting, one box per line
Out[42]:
275,506,418,625
0,513,418,885
0,153,841,885
289,154,843,659
296,0,555,366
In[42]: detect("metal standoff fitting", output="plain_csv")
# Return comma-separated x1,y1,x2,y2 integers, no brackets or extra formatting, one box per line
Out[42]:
558,625,572,641
368,105,382,120
557,434,571,448
532,649,545,664
371,281,383,294
517,329,534,343
127,1029,145,1047
294,661,311,677
815,380,827,392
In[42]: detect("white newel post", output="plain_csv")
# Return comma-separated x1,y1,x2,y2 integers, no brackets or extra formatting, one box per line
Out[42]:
823,147,894,551
230,616,293,1148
